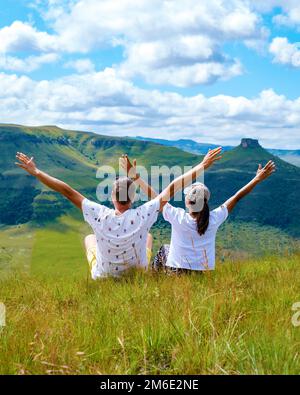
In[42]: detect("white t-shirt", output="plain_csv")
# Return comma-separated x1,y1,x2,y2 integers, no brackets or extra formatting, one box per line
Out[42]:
82,198,160,279
163,203,228,270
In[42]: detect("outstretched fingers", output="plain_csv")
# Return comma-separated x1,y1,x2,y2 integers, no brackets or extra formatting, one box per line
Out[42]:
17,152,29,160
15,162,26,169
264,160,272,168
214,154,223,161
263,161,276,177
264,160,276,172
210,147,222,154
120,154,133,175
16,152,29,164
210,147,222,161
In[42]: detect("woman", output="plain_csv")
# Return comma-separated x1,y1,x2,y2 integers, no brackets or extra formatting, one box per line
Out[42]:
121,155,276,274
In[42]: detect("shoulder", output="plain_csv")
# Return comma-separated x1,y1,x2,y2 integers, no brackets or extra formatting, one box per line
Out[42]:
139,197,161,213
209,205,229,226
163,203,186,222
82,198,112,217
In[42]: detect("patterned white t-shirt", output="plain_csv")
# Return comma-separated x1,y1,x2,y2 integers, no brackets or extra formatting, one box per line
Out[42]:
163,203,228,270
82,198,160,278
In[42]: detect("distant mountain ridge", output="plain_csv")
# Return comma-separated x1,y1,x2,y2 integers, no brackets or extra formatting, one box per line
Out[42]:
135,135,233,154
135,136,300,166
1,124,300,237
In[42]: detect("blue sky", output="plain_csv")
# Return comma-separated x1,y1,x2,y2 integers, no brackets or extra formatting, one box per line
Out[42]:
0,0,300,148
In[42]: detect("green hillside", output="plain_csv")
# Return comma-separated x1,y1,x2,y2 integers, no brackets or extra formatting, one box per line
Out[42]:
0,125,300,237
205,139,300,236
0,124,198,224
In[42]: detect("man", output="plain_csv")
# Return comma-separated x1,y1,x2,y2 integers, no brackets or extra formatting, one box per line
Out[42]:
15,147,222,278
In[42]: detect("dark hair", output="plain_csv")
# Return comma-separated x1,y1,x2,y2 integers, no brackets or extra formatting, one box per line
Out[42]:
189,198,210,236
113,177,136,205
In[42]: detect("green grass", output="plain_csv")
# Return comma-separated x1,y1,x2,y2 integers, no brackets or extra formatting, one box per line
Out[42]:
0,224,35,280
29,216,87,279
1,255,300,374
0,219,300,374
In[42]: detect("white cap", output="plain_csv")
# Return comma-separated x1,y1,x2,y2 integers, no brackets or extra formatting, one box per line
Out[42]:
184,182,210,200
184,183,210,213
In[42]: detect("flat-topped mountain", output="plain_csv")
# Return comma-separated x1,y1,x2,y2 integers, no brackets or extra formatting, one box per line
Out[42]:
1,125,299,236
240,138,260,149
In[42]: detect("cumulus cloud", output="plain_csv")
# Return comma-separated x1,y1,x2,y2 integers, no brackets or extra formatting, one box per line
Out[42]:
269,37,300,67
0,70,299,148
272,1,300,29
46,0,263,48
64,58,95,73
0,21,58,53
47,0,264,86
119,37,243,87
0,53,59,73
0,0,299,149
0,0,268,86
250,0,300,28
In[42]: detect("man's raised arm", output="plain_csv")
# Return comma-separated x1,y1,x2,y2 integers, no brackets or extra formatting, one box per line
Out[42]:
15,152,85,210
120,155,158,200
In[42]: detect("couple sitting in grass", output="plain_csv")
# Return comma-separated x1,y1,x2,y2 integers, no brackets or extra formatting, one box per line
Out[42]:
15,148,275,278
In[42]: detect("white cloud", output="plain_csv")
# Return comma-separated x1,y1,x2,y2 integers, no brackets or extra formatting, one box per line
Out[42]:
0,53,59,73
269,37,300,67
0,21,58,53
64,58,95,73
0,0,268,87
0,21,59,72
50,0,264,86
0,70,299,148
46,0,262,47
119,37,243,87
0,0,298,149
250,0,300,26
272,1,300,29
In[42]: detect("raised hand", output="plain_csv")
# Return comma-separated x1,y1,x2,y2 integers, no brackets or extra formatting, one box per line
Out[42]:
202,147,222,170
224,159,276,213
15,152,38,176
255,160,276,182
119,154,138,180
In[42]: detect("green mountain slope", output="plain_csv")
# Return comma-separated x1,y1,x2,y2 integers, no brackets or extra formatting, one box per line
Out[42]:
0,124,199,224
204,139,300,236
1,125,300,237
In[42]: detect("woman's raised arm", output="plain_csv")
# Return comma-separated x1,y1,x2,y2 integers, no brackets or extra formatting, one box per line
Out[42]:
224,161,276,213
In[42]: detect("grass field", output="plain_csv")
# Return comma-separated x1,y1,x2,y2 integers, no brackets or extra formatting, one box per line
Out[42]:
0,217,300,375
